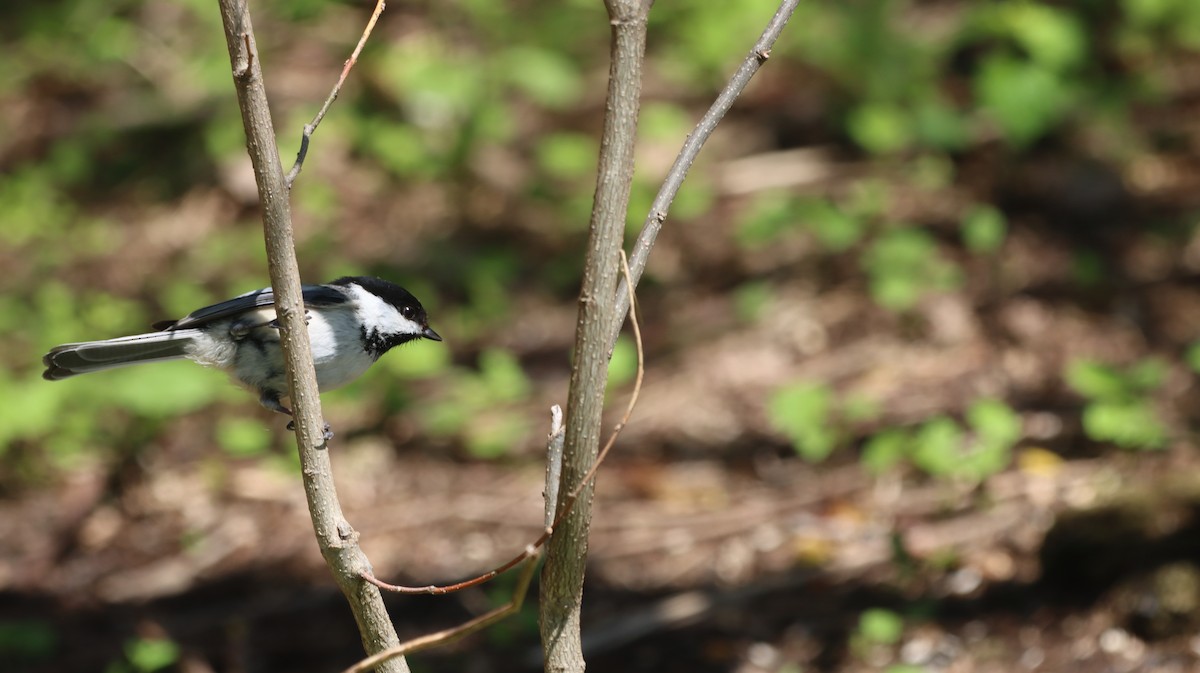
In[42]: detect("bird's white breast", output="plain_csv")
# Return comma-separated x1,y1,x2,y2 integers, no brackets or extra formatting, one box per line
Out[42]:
307,307,376,390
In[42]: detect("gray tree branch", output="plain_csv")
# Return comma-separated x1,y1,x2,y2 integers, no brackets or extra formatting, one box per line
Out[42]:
539,1,800,670
214,2,407,671
538,1,650,671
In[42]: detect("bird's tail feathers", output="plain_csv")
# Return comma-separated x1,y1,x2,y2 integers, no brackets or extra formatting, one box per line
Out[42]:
42,330,201,380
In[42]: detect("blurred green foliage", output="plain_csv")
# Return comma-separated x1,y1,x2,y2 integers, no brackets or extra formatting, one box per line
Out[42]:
420,348,533,459
863,227,962,311
4,0,1198,487
856,607,905,646
771,379,1019,483
768,382,841,462
1186,341,1200,374
908,399,1020,481
960,206,1007,254
1066,359,1169,450
108,637,180,673
850,606,920,668
607,336,639,391
865,399,1020,482
0,619,57,665
216,417,272,457
768,382,883,463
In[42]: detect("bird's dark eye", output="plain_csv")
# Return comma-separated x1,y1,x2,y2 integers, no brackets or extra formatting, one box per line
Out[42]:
401,306,417,319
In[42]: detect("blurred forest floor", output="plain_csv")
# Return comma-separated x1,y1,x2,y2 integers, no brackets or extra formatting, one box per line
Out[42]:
5,1,1200,672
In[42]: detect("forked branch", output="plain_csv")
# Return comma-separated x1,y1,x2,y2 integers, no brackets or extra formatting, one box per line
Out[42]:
345,253,643,672
607,0,802,351
285,0,387,187
214,1,406,670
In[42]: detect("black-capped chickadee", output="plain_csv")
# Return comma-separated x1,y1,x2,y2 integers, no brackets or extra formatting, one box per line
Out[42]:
43,276,441,436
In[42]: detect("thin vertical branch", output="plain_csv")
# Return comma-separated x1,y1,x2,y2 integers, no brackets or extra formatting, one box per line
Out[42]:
213,2,407,671
538,1,650,670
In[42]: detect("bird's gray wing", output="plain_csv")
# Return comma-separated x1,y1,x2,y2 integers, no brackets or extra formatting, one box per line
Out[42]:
154,284,349,331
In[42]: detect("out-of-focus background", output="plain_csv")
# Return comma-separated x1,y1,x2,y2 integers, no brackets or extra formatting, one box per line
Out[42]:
4,0,1200,671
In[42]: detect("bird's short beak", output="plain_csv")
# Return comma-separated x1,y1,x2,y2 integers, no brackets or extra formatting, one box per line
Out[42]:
423,327,443,342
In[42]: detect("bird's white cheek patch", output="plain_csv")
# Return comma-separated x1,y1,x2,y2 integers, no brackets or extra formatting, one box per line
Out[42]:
350,285,424,336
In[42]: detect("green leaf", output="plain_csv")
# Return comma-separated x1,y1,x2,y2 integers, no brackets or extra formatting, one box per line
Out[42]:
961,205,1007,253
1065,360,1129,401
768,383,839,462
799,198,866,252
967,399,1021,447
847,103,913,155
124,638,179,673
975,55,1070,146
910,416,964,477
863,228,960,311
999,4,1087,70
958,438,1013,481
862,429,909,475
1082,400,1168,450
858,608,904,645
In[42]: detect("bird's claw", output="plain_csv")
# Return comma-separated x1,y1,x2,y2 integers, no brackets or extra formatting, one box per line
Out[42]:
286,420,334,441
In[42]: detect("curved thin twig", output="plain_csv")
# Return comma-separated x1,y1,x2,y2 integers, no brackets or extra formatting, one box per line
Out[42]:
340,548,540,673
285,0,387,187
607,0,801,352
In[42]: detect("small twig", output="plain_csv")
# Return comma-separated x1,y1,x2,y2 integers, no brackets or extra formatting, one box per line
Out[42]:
545,405,566,528
361,251,645,596
607,0,800,353
285,0,387,187
340,546,541,673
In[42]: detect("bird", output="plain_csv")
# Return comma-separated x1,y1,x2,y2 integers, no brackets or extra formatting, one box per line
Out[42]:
42,276,441,438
